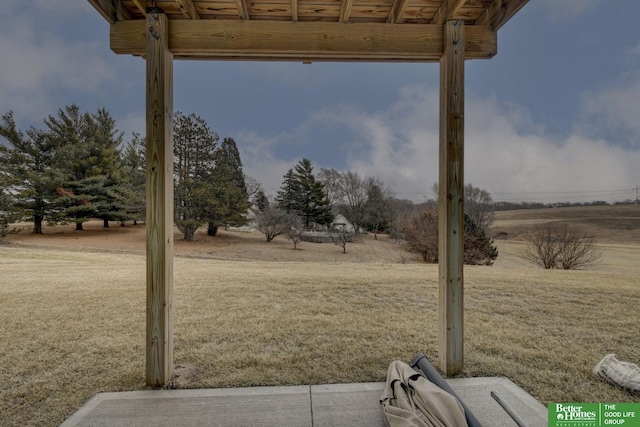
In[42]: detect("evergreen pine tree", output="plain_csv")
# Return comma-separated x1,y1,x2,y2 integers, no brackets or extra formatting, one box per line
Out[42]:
87,108,127,227
121,133,146,224
276,158,333,228
463,214,498,265
46,105,125,230
254,189,269,212
0,111,63,233
0,188,20,239
294,158,333,227
173,111,218,241
207,137,249,235
275,168,299,212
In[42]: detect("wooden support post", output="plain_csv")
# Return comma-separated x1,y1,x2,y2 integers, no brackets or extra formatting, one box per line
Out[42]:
438,19,465,376
145,8,174,387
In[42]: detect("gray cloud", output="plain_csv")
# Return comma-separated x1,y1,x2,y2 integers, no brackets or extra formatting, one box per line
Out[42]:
0,6,125,124
580,70,640,145
241,83,640,204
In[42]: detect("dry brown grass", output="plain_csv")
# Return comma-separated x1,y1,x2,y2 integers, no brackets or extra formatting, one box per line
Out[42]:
1,206,639,426
492,204,640,244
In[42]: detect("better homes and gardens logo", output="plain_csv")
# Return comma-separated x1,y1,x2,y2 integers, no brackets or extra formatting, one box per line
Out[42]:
549,403,639,427
553,404,597,425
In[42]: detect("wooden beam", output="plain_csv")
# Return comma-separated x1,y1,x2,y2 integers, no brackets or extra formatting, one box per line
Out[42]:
339,0,354,23
88,0,132,24
110,20,496,62
476,0,529,30
131,0,148,16
145,9,174,387
236,0,250,20
291,0,298,22
431,0,467,25
176,0,200,19
438,19,465,376
386,0,411,24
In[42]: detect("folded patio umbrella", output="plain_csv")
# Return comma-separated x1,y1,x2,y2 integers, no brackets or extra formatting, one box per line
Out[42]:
381,360,469,427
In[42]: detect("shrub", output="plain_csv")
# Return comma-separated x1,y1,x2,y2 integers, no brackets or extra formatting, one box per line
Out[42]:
398,209,497,265
520,222,601,270
464,215,498,265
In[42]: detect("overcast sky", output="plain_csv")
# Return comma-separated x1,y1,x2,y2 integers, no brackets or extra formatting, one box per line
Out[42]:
1,1,639,203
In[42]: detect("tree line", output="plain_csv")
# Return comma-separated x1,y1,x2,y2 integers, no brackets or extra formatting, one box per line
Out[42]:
251,158,499,264
253,159,397,246
1,103,504,266
0,106,251,241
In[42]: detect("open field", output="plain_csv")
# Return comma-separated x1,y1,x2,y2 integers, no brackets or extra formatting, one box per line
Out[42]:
492,204,640,244
1,205,639,426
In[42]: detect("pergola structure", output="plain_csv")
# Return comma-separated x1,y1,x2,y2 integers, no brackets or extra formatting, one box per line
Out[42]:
89,0,528,387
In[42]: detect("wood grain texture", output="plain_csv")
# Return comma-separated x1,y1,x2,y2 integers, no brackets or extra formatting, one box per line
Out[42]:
91,0,527,29
431,0,466,24
176,0,201,18
131,0,149,15
236,0,250,19
110,19,496,61
438,19,464,376
339,0,354,22
386,0,411,23
89,0,132,24
145,11,174,387
476,0,528,30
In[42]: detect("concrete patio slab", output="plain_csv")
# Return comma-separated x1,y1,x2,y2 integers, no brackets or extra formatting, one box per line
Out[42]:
449,377,548,426
61,378,547,427
311,383,388,427
61,386,313,427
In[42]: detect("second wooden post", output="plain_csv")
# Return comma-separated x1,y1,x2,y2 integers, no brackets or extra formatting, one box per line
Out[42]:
438,19,465,376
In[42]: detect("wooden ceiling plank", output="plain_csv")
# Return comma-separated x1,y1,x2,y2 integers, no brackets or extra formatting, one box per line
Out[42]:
88,0,132,24
432,0,467,25
176,0,201,19
386,0,412,24
339,0,354,23
131,0,148,16
476,0,528,30
110,19,497,61
236,0,250,20
291,0,298,21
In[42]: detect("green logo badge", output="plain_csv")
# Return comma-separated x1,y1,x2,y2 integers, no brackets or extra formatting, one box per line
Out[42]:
548,403,640,427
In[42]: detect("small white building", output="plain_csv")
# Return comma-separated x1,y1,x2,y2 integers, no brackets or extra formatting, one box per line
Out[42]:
330,213,358,233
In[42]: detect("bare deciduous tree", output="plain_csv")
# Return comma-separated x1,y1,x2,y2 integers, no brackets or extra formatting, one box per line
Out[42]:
318,167,343,208
464,184,495,230
244,175,261,202
338,171,368,235
432,182,495,230
520,223,601,270
286,215,304,250
398,209,439,263
255,206,293,242
364,178,393,239
330,229,355,254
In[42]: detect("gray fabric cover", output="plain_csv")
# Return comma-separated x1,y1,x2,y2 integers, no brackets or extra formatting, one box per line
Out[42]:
380,360,469,427
594,354,640,392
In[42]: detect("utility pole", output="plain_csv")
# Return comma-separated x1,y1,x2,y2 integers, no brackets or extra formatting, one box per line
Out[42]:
635,185,639,204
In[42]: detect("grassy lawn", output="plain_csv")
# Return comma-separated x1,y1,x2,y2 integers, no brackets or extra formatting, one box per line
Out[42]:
1,206,639,426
